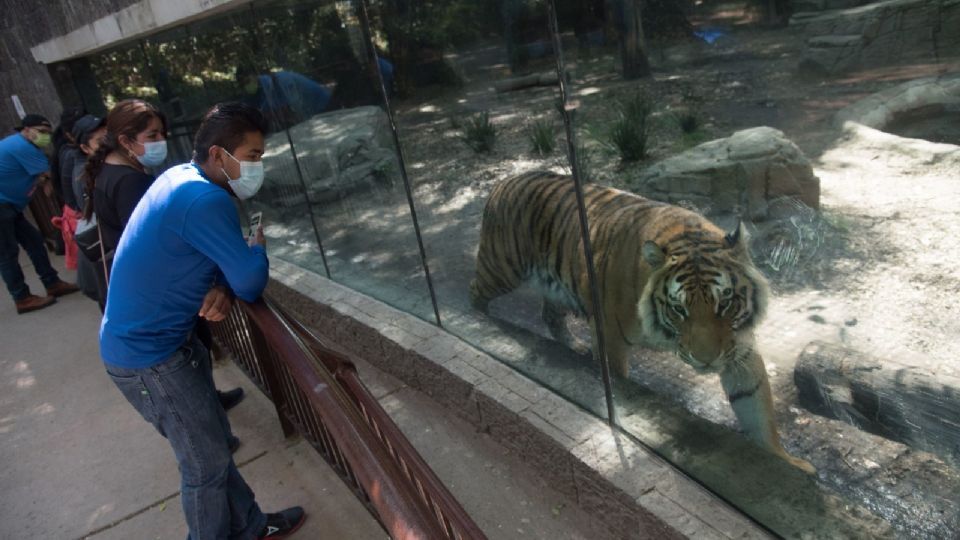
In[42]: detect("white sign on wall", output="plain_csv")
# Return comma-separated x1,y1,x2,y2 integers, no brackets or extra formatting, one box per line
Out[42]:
11,95,25,119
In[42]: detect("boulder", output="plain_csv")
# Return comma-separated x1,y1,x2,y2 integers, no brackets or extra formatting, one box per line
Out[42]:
630,127,820,220
791,0,960,75
259,106,399,212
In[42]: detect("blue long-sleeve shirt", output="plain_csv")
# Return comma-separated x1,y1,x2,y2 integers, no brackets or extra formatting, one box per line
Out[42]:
0,133,49,210
100,163,268,369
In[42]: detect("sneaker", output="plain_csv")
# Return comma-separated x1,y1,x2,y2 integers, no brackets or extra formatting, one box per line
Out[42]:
217,387,245,411
45,280,80,297
15,294,56,314
258,506,305,539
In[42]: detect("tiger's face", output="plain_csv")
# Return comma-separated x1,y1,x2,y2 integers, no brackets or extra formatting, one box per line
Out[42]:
638,223,768,373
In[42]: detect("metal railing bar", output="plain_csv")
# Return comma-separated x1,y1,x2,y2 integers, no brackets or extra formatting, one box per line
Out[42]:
240,298,450,539
274,302,486,540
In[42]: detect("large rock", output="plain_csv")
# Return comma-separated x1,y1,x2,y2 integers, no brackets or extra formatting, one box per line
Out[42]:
259,106,399,211
791,0,960,76
630,127,820,220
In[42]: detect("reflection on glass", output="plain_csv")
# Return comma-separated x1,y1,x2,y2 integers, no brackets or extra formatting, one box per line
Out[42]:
245,0,435,321
369,0,614,425
75,0,960,535
554,0,959,536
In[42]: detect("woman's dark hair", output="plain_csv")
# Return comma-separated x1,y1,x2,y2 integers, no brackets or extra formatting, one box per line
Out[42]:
82,99,167,219
192,102,268,162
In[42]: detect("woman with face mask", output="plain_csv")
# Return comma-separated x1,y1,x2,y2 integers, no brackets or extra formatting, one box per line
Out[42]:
82,99,168,306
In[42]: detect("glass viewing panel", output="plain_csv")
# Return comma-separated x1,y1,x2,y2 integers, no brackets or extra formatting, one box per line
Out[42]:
248,0,437,322
554,0,959,537
81,0,438,323
364,0,614,421
71,0,960,536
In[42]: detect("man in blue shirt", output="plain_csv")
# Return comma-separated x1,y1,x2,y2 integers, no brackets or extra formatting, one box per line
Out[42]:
237,67,331,128
0,113,79,314
100,102,305,539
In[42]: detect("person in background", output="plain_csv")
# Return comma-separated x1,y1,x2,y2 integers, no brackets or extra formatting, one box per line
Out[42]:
50,107,87,271
42,107,86,258
51,107,86,211
0,113,79,314
236,63,331,128
82,99,167,309
100,101,305,540
69,114,107,302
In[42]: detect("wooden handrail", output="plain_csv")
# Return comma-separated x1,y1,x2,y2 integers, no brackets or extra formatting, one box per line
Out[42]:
276,303,487,540
213,297,486,540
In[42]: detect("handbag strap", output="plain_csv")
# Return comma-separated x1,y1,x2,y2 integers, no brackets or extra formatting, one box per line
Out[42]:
97,221,109,287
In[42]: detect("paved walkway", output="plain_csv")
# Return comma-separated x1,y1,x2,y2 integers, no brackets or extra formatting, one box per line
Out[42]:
0,252,607,539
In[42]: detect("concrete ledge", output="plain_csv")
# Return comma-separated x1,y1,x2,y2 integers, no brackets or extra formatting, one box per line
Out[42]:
267,258,769,539
31,0,253,63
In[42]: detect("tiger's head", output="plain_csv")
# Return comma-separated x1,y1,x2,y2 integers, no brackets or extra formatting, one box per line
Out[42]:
637,222,769,373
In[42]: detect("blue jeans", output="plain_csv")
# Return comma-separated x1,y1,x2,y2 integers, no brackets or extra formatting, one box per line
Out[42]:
106,336,266,540
0,202,59,301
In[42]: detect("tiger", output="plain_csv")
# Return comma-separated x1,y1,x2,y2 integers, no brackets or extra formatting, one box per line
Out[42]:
469,171,814,474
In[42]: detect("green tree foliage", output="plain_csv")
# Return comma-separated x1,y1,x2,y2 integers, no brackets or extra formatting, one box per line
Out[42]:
372,0,502,95
90,3,362,122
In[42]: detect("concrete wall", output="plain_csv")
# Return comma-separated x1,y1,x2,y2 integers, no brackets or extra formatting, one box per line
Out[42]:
0,0,248,128
0,0,135,127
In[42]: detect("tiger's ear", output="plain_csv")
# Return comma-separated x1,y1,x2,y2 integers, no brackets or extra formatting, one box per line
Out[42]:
642,241,666,268
724,220,748,251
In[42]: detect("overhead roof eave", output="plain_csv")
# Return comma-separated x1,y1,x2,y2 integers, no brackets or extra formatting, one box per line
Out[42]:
30,0,253,63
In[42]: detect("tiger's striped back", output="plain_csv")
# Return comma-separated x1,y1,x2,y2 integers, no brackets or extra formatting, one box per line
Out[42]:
470,170,769,372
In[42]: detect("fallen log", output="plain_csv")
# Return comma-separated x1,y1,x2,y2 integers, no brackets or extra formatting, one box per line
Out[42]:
795,341,960,469
494,72,559,93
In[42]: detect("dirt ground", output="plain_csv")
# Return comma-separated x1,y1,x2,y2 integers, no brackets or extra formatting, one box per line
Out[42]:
386,20,960,380
387,9,960,536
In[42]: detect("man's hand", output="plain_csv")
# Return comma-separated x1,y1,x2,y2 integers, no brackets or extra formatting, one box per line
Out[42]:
199,285,233,322
248,225,265,248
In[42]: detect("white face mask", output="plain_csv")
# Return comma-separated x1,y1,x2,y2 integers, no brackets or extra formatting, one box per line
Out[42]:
221,148,265,200
137,140,167,168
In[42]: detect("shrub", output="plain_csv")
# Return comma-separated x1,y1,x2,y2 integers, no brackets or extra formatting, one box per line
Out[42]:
461,111,496,153
528,119,556,156
608,93,652,162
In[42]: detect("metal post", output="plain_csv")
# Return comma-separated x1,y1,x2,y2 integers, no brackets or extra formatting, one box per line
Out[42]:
546,0,617,426
248,3,333,279
353,0,444,328
269,96,334,280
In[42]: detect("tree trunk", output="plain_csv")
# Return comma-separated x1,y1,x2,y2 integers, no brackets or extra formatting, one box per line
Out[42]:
610,0,651,79
381,0,414,97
